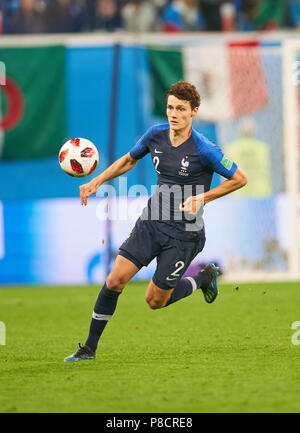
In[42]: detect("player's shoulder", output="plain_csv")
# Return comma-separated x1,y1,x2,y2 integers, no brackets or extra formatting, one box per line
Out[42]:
191,128,221,155
145,123,169,139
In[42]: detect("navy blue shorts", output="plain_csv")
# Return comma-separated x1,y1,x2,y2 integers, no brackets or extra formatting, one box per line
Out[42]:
118,218,206,290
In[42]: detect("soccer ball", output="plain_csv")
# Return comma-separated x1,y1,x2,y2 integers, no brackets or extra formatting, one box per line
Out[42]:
59,138,99,177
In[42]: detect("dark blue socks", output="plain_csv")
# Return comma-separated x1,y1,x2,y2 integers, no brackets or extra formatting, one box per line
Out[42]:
85,271,212,351
85,283,121,352
166,272,211,306
166,278,194,306
191,270,211,291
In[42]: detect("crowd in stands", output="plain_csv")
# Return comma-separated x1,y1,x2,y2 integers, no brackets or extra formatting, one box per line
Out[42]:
0,0,300,35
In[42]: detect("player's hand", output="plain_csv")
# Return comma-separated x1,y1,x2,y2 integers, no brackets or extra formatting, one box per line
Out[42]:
179,194,204,215
79,179,99,206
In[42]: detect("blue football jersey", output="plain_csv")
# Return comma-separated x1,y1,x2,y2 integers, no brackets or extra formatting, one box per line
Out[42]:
129,124,237,241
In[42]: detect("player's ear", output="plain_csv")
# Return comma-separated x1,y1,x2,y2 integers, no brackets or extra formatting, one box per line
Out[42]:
191,106,199,118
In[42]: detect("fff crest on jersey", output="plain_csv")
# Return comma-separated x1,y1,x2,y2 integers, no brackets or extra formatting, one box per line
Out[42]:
178,157,190,177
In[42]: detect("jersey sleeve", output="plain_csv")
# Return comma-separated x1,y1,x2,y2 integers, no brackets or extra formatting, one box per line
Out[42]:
197,134,237,179
129,126,153,160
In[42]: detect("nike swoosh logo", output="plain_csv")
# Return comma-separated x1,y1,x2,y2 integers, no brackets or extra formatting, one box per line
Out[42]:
154,149,163,154
166,276,178,281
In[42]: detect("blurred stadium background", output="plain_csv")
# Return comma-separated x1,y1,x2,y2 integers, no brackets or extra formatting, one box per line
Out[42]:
0,0,300,287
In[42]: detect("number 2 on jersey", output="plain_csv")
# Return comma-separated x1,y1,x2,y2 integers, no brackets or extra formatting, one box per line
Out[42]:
153,156,160,174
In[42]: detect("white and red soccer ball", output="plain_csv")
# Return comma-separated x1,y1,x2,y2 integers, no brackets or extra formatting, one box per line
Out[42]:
59,138,99,177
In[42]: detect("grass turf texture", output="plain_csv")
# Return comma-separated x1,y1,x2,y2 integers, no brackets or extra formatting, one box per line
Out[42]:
0,281,300,413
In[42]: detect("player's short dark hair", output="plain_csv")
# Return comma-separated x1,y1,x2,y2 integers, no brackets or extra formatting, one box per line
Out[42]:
166,81,201,110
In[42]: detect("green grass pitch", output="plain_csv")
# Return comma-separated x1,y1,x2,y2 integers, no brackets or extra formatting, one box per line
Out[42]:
1,280,300,413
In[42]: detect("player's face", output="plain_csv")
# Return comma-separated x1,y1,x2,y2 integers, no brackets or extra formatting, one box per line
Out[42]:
167,95,198,131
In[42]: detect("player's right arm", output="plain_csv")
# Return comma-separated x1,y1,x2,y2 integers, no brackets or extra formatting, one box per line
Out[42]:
80,126,153,205
80,152,137,206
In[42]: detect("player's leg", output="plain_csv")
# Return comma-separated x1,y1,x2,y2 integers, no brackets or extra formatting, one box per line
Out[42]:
184,263,219,304
64,218,160,362
64,255,139,362
166,263,219,306
145,272,201,310
145,234,219,309
144,237,197,310
88,219,159,345
145,280,174,310
84,255,139,350
145,264,219,310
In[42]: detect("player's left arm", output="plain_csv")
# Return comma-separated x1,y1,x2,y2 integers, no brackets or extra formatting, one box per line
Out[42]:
180,168,247,214
204,167,247,205
181,136,247,214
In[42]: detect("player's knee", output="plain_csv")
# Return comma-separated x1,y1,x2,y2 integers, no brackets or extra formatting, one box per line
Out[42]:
146,299,163,310
106,274,127,292
145,293,165,310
